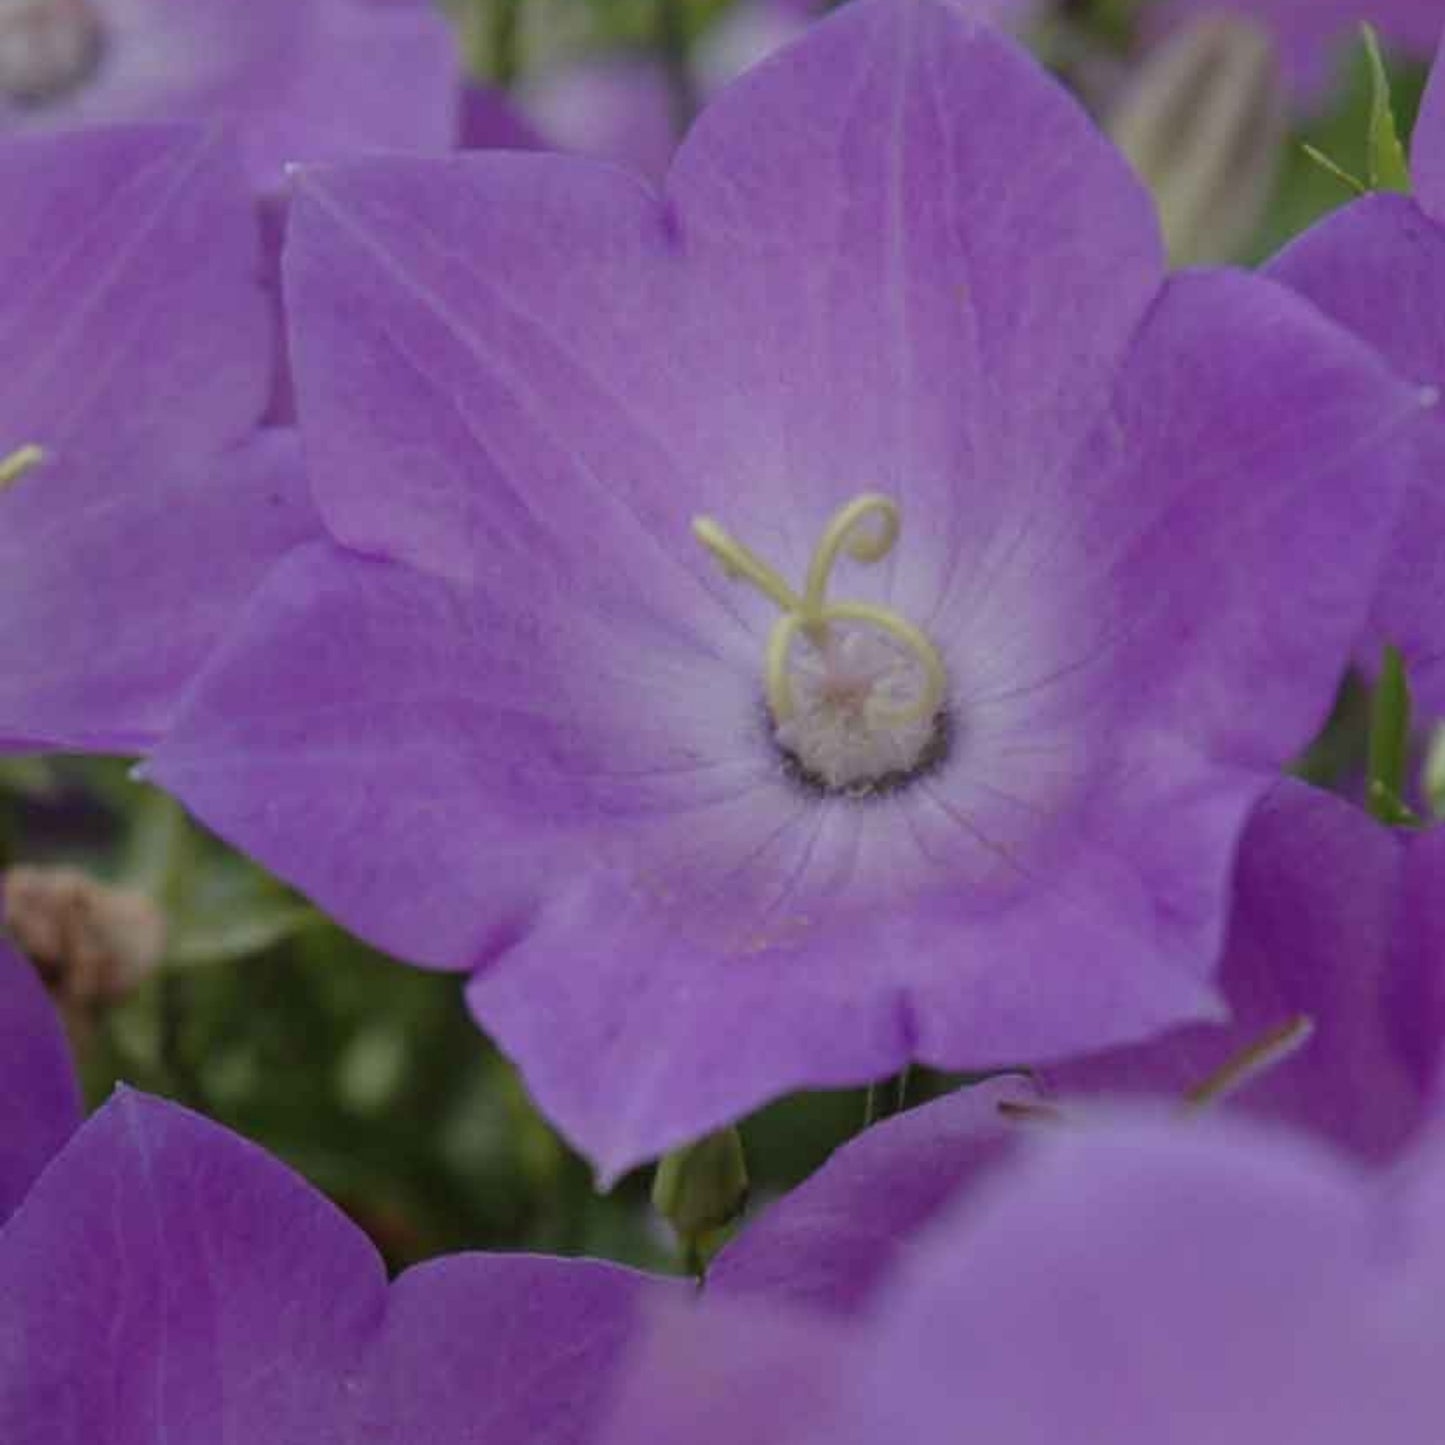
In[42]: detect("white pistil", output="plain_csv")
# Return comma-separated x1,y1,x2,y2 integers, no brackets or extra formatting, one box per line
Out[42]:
693,493,948,790
0,443,43,490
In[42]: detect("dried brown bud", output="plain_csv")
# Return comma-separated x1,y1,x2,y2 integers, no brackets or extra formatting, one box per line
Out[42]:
3,865,166,1008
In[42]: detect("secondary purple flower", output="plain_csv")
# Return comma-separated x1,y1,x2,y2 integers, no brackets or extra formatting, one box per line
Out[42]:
474,0,1033,180
0,0,460,187
605,1115,1445,1442
1154,0,1445,101
152,0,1421,1179
0,1087,672,1444
1267,43,1445,714
0,941,78,1225
1047,780,1445,1161
0,124,317,753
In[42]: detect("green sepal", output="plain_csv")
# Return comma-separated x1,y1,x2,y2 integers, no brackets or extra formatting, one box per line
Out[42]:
652,1125,749,1276
1363,25,1412,193
1367,645,1420,827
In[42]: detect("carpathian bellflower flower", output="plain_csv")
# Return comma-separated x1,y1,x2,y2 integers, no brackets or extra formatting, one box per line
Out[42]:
154,0,1423,1178
1048,779,1445,1162
604,1114,1445,1442
1267,35,1445,714
0,124,317,753
0,1087,674,1444
1155,0,1445,102
0,0,460,187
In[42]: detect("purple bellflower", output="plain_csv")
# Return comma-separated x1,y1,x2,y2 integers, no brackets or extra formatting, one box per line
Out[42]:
0,0,461,189
0,941,79,1225
1154,0,1445,102
0,124,317,753
606,1114,1445,1443
152,0,1423,1179
1047,779,1445,1162
1267,38,1445,714
0,1086,674,1445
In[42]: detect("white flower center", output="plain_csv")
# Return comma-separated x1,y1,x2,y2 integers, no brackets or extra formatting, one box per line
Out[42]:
0,0,104,108
694,493,949,796
774,623,943,792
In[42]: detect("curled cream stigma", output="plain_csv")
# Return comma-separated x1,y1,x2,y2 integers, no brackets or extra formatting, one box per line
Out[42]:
694,493,949,793
0,443,43,490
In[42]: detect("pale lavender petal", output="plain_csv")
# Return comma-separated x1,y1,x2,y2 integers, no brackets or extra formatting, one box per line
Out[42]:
1267,194,1445,713
0,124,269,485
708,1075,1032,1315
1048,782,1445,1162
1412,30,1445,221
598,1297,854,1445
0,942,78,1225
0,430,317,753
832,1116,1445,1444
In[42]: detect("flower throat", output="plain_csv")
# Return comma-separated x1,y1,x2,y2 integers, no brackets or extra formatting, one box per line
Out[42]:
693,493,950,796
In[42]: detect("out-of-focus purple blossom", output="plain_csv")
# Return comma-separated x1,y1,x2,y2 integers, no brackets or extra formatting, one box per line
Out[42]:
1266,39,1445,714
1154,0,1445,103
0,125,318,754
468,0,1034,181
0,0,461,189
0,941,78,1226
0,1088,674,1444
153,0,1421,1180
604,1114,1445,1442
1047,781,1445,1161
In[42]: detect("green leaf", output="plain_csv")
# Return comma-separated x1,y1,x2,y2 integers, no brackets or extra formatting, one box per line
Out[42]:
1367,645,1416,825
1363,25,1412,193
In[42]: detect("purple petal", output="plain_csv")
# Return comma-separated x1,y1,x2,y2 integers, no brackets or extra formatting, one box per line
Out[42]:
1413,32,1445,222
0,1089,671,1444
0,429,318,753
0,1089,385,1445
1049,782,1444,1162
0,942,78,1226
354,1254,674,1444
1267,194,1445,714
836,1115,1445,1443
708,1074,1032,1316
598,1296,855,1445
0,124,269,485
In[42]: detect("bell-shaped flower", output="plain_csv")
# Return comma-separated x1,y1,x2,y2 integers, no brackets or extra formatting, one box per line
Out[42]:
1155,0,1444,103
0,1086,674,1444
1268,33,1445,714
152,0,1424,1179
604,1114,1445,1442
1047,779,1445,1161
0,0,460,188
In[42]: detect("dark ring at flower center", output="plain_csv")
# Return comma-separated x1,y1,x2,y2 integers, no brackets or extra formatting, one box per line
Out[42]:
777,706,953,801
0,0,107,110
